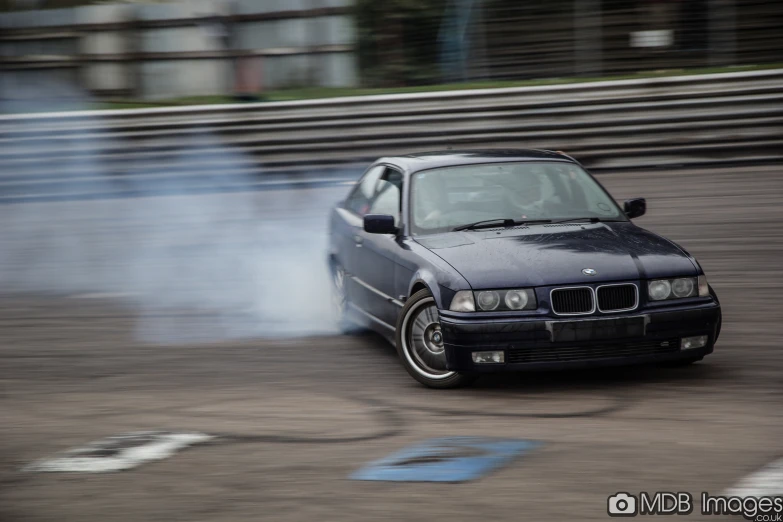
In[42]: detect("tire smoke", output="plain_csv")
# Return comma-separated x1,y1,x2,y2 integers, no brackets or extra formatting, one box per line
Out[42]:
0,89,351,342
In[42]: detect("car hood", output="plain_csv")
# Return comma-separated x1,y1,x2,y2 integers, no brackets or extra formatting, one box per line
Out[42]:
415,222,697,288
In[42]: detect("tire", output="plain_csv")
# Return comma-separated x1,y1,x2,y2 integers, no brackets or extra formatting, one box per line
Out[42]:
395,289,477,389
710,285,722,343
331,263,360,334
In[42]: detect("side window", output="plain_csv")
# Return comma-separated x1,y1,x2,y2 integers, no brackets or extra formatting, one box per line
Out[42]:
369,169,403,225
345,166,385,216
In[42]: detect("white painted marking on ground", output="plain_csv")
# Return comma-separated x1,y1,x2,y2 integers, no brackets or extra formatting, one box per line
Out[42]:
338,181,356,186
24,431,213,473
725,458,783,497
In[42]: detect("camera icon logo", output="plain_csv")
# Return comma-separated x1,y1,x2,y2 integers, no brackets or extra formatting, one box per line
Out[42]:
608,492,638,517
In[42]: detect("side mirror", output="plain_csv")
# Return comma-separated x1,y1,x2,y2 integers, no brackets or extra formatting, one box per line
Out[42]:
364,214,398,234
624,198,646,219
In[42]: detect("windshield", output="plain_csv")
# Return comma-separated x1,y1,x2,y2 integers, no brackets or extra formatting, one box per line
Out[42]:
409,161,625,235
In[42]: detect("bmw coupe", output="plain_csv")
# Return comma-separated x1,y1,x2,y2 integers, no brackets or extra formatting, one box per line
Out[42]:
327,150,721,388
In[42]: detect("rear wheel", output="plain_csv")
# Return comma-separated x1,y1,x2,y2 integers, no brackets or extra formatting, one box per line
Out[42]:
331,264,359,334
395,289,476,389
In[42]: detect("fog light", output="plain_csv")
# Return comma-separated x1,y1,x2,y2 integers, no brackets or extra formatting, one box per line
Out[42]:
681,335,708,350
472,351,504,364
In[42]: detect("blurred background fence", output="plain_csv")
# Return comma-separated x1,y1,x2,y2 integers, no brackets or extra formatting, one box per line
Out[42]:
1,68,781,202
1,0,781,100
0,0,357,99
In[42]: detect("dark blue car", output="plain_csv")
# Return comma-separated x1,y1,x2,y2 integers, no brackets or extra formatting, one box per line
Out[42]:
328,150,722,388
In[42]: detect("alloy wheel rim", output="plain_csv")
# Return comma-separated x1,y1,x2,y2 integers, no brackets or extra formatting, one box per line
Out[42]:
331,268,346,321
403,298,454,379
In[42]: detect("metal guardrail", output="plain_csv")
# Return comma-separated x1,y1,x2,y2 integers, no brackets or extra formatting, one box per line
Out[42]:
0,69,781,202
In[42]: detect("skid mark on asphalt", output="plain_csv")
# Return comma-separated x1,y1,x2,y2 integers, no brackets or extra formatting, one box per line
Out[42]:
726,458,783,497
372,388,633,419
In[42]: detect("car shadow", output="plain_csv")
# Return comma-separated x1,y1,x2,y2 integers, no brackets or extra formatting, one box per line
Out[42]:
351,328,730,395
471,359,728,392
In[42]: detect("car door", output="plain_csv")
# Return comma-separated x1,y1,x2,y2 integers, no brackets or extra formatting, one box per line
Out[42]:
351,167,405,327
334,165,386,314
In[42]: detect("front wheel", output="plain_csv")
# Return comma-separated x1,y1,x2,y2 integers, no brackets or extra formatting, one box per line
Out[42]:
395,289,477,389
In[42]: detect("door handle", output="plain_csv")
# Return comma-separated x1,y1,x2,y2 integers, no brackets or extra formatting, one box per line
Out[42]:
354,235,363,247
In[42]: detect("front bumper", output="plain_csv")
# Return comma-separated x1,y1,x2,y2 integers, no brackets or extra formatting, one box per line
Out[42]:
439,301,721,372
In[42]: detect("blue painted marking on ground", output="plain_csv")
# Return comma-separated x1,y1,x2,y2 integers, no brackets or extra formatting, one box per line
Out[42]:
351,437,541,483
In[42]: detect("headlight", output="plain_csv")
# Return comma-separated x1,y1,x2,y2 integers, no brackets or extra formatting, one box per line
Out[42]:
477,289,536,311
648,277,700,301
504,289,529,310
476,291,501,310
449,290,475,312
671,277,694,298
450,289,537,312
648,280,671,300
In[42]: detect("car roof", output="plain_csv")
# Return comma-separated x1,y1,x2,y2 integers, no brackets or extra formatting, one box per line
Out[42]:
376,149,577,174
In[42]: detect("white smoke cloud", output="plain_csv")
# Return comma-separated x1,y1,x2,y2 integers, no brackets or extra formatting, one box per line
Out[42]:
0,86,350,342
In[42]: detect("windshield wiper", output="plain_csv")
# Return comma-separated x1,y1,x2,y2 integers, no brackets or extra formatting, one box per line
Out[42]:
453,218,515,231
453,218,551,231
550,217,623,224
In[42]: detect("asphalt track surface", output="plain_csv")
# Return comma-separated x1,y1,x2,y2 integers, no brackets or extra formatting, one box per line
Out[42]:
1,165,782,521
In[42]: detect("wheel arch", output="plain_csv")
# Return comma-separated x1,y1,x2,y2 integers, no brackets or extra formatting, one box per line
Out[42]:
410,281,428,296
407,271,451,310
327,252,342,275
